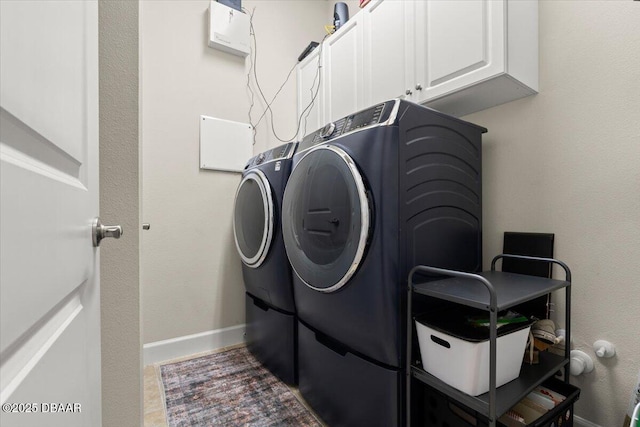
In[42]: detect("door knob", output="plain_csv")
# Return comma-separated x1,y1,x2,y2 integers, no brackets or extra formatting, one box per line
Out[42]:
142,223,151,230
415,84,423,91
405,89,413,96
92,217,123,247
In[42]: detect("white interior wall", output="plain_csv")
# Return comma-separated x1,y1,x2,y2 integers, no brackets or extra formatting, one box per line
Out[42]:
141,1,639,425
141,0,326,344
464,2,640,425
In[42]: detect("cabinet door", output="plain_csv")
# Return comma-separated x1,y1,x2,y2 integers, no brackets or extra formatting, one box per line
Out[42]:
324,13,364,122
363,0,415,106
415,0,505,102
297,47,324,138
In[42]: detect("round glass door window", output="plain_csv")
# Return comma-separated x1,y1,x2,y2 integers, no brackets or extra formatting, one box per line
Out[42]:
233,170,274,268
282,145,370,292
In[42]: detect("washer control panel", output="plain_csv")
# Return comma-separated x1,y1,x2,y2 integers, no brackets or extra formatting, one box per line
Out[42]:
343,103,385,134
301,100,395,152
244,142,296,170
319,122,336,139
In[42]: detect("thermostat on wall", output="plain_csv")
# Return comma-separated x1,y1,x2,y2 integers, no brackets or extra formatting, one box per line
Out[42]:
208,0,250,57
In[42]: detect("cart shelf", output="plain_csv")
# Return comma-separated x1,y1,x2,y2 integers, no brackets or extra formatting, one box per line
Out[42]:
411,351,568,418
412,270,569,311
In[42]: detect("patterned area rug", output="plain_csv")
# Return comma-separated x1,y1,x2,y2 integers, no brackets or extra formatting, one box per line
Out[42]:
160,346,321,426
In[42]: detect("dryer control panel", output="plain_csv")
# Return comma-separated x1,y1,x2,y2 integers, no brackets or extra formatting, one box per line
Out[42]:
298,100,397,153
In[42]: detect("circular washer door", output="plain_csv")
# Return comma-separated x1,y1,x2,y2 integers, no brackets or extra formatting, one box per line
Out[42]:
233,170,274,268
282,145,370,293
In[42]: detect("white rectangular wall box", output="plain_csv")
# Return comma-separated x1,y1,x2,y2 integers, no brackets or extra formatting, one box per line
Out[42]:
199,115,253,173
208,0,250,57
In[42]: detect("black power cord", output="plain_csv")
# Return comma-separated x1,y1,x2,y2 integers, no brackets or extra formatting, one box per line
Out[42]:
244,6,327,144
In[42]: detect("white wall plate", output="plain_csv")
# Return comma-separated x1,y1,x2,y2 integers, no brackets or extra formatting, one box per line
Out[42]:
199,115,252,173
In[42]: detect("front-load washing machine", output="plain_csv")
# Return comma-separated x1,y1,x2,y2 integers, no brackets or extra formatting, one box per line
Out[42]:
282,100,486,426
233,142,297,384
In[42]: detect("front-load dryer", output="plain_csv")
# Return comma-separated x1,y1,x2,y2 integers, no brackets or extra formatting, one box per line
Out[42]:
282,100,486,426
233,142,297,384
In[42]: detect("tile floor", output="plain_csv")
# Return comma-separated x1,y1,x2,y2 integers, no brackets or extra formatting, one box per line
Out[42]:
143,363,167,427
143,345,326,427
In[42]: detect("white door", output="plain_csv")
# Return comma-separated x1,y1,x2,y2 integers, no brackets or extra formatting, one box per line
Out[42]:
297,47,324,138
363,0,415,105
416,0,505,101
0,1,101,426
324,13,364,122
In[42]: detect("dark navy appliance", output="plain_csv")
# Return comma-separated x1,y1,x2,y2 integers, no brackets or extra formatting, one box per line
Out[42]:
233,142,297,384
281,100,486,426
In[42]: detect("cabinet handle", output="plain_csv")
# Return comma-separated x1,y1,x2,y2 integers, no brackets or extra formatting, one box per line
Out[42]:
405,89,413,96
415,84,423,91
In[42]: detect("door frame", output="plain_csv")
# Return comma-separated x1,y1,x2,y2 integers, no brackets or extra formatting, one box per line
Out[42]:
98,1,143,425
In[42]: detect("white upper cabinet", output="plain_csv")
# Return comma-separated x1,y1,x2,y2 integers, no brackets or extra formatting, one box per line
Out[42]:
296,0,538,124
362,0,415,106
420,0,500,89
297,46,324,138
324,12,364,123
419,0,538,116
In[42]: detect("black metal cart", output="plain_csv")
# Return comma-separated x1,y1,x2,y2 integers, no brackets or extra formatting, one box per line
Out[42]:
406,254,574,427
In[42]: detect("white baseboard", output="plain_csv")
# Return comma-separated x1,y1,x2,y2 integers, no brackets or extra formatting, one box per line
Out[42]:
574,415,602,427
143,324,246,365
